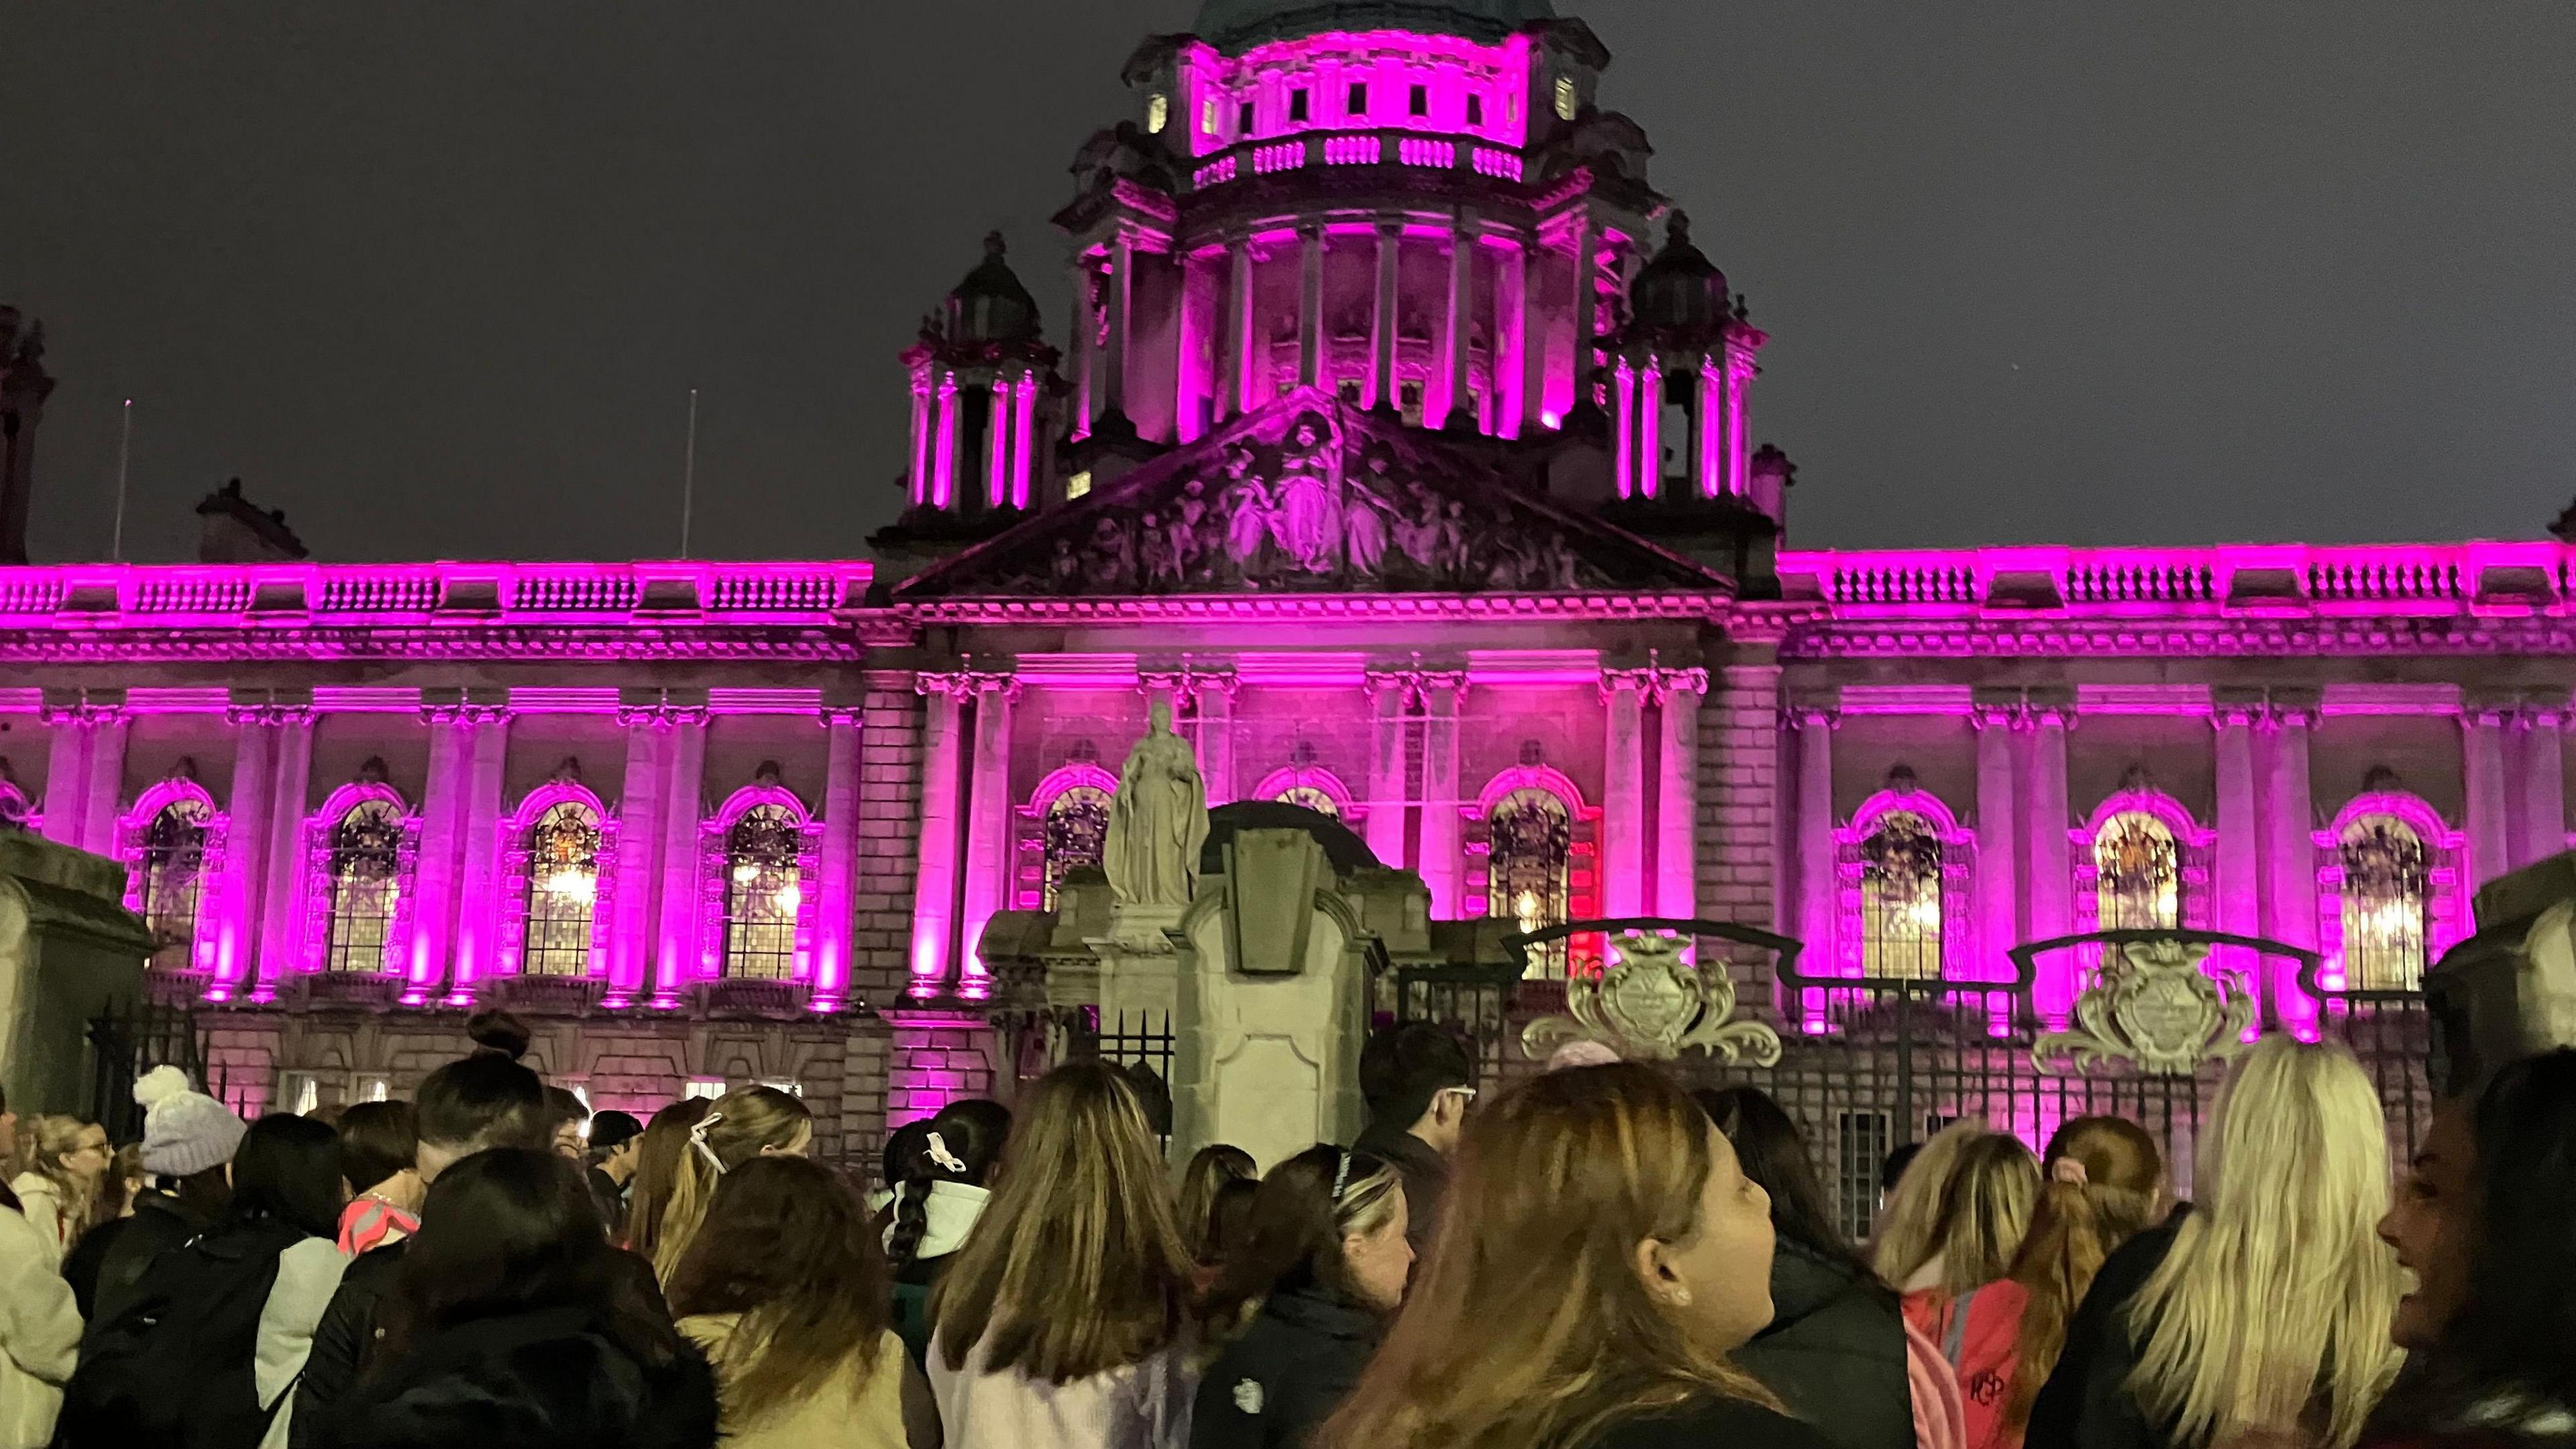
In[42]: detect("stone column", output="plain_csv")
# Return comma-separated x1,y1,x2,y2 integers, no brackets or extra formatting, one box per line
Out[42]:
2259,698,2320,1028
1638,363,1664,499
215,709,278,997
1417,675,1464,915
38,698,89,849
2517,699,2569,869
1103,231,1134,421
1297,224,1326,390
906,366,933,506
1175,256,1210,444
1010,371,1038,508
408,708,471,1001
1193,675,1237,806
1368,222,1400,411
1611,357,1635,499
959,676,1018,989
604,708,665,1008
651,709,708,1005
1068,257,1097,431
1654,670,1707,919
2022,702,2074,1020
812,708,863,1010
985,374,1012,511
1495,237,1527,439
907,679,966,995
1567,211,1598,415
1971,697,2020,981
930,373,959,508
256,710,315,998
78,705,128,857
1698,359,1725,497
1791,705,1838,976
2461,700,2514,892
449,709,511,1002
2211,694,2264,1012
1436,209,1475,429
1228,237,1258,418
1600,670,1650,918
1724,339,1759,498
1364,673,1411,870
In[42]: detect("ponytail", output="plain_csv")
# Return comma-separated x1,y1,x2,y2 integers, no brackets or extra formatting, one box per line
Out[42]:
886,1099,1012,1272
887,1177,935,1270
648,1086,810,1287
2002,1118,2163,1430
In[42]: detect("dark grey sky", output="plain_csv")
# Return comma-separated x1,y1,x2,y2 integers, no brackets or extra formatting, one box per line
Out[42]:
4,1,2571,565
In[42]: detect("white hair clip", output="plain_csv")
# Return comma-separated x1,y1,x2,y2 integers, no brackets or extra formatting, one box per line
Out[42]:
689,1111,728,1175
926,1131,968,1175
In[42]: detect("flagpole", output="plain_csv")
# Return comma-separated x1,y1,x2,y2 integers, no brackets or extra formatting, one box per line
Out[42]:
111,398,131,561
679,388,699,560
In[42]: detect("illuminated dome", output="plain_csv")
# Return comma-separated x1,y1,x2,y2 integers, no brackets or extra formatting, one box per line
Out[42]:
1193,0,1557,48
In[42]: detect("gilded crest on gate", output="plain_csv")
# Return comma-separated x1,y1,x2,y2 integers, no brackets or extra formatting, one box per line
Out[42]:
2033,936,2255,1076
1523,932,1784,1066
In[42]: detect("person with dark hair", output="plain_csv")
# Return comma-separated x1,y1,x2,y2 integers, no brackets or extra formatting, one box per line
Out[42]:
870,1119,934,1216
543,1086,590,1162
1199,1177,1260,1293
60,1113,347,1449
2362,1049,2576,1447
586,1109,645,1236
0,1084,81,1449
670,1156,937,1449
883,1097,1010,1367
1350,1022,1474,1258
1177,1144,1257,1271
334,1101,421,1256
83,1066,248,1326
290,1022,551,1449
1191,1146,1413,1449
1697,1087,1914,1449
325,1148,717,1449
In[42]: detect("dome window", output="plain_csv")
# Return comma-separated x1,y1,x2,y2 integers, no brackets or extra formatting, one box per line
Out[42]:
1553,74,1578,121
1347,80,1368,117
1147,93,1170,133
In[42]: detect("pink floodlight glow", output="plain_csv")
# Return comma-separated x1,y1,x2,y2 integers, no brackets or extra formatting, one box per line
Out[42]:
930,377,958,509
1009,376,1037,510
1182,31,1533,160
1611,359,1636,500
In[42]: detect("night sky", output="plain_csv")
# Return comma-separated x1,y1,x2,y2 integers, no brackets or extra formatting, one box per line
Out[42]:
3,1,2571,566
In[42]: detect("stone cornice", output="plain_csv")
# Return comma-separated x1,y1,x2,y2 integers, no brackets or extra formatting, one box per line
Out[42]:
1778,616,2576,660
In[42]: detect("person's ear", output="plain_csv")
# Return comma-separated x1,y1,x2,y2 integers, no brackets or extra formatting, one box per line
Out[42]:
1630,1237,1693,1309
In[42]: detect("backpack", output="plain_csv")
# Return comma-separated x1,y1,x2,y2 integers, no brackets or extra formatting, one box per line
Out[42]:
1904,1316,1969,1449
57,1220,299,1449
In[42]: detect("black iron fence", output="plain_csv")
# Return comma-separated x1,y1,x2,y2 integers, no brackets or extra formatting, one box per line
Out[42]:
86,1000,229,1142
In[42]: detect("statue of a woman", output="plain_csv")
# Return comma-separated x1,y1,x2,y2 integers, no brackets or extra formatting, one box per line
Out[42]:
1105,701,1210,906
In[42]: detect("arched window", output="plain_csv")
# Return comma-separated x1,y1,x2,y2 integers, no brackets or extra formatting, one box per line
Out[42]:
325,799,405,973
1275,784,1339,817
1042,786,1112,910
2338,814,2430,991
138,798,213,967
1489,787,1572,976
722,803,802,981
2092,811,2180,931
1858,810,1944,980
1248,763,1359,822
521,800,602,977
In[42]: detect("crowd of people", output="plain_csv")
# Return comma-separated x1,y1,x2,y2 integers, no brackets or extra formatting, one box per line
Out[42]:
0,1009,2571,1449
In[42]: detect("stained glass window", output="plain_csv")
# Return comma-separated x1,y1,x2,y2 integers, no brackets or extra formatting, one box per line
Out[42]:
522,801,601,977
1489,788,1572,979
139,798,211,969
2094,811,2180,931
722,804,802,981
2340,815,2429,990
1042,786,1112,910
1860,811,1943,979
325,798,404,973
1275,784,1340,818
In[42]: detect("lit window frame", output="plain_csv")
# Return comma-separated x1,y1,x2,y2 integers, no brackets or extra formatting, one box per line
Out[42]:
696,777,822,986
498,777,619,980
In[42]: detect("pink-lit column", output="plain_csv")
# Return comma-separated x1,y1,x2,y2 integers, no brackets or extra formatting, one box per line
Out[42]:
1566,211,1599,416
1368,222,1399,411
1435,209,1476,430
255,709,314,999
1417,675,1464,914
1611,358,1636,500
1010,372,1038,509
2517,701,2568,869
1790,705,1837,985
2259,700,2320,1030
811,708,861,1011
958,676,1018,991
906,678,965,995
930,374,959,509
213,710,278,998
1297,223,1326,390
407,708,470,1002
38,700,88,848
78,706,128,856
1102,232,1133,422
1697,360,1725,498
1723,339,1758,498
1637,364,1664,500
1177,255,1212,444
2461,702,2513,892
1194,675,1236,806
1228,237,1258,419
2022,704,2074,1022
1971,700,2019,981
985,374,1012,511
1600,670,1649,918
1364,673,1411,870
906,366,933,507
603,708,664,1008
1495,238,1527,439
651,709,708,1006
1069,257,1097,434
449,709,509,1002
1654,670,1707,918
2211,697,2263,1016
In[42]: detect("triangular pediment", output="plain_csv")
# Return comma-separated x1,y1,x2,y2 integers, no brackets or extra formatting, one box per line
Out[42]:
894,391,1728,601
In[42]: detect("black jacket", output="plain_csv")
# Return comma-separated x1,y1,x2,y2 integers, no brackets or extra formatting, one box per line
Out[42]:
81,1189,213,1326
2027,1216,2188,1449
1585,1395,1841,1449
288,1238,405,1449
1731,1239,1914,1449
315,1304,718,1449
1191,1289,1381,1449
1349,1123,1447,1258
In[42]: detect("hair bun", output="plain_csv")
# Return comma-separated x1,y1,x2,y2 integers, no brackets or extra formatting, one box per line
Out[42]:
132,1064,193,1108
464,1008,532,1061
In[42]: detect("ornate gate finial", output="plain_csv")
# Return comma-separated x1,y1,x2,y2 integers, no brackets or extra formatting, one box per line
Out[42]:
1523,932,1782,1067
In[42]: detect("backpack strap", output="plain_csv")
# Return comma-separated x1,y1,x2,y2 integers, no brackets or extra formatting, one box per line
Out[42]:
1940,1285,1980,1371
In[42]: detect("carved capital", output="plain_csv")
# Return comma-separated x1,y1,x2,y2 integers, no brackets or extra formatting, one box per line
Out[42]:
1599,667,1657,706
2264,689,2323,730
1364,669,1417,709
1654,667,1711,703
914,671,970,702
2209,688,2268,731
964,672,1024,706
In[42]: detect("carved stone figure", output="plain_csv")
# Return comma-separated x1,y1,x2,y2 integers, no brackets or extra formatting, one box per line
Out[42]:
1269,413,1344,574
1104,701,1210,907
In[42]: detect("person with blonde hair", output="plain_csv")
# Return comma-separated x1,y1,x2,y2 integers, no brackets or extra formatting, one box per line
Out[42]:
927,1061,1198,1448
2029,1037,2405,1449
623,1095,712,1258
1870,1118,1993,1287
1316,1063,1832,1449
7,1114,110,1266
647,1085,812,1286
1892,1132,2040,1329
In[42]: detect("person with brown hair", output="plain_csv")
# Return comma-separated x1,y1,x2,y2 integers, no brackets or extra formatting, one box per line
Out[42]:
669,1156,939,1449
927,1061,1197,1448
84,1068,247,1325
1317,1062,1830,1449
647,1086,811,1287
1893,1133,2041,1336
1176,1144,1256,1268
333,1100,423,1256
623,1097,713,1260
1350,1023,1474,1259
885,1098,1011,1368
1190,1146,1413,1449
